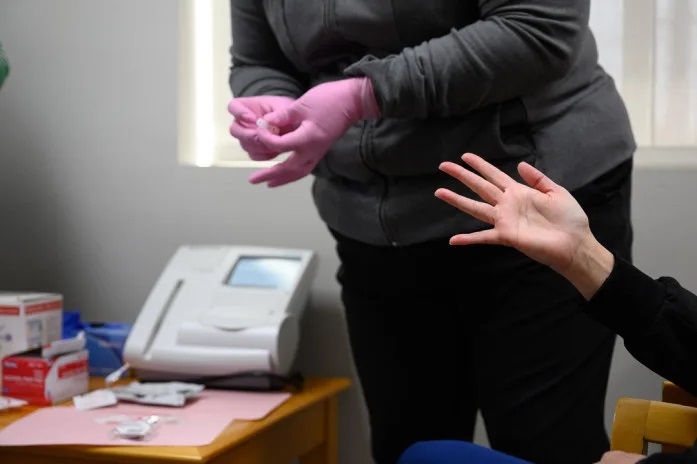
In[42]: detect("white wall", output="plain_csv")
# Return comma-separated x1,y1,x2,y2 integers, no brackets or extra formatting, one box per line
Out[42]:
1,1,695,462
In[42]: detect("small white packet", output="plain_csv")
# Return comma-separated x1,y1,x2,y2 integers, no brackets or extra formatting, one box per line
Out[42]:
139,414,178,424
113,391,186,407
95,415,133,424
132,381,203,398
113,420,153,440
107,415,178,440
96,414,179,425
42,331,86,358
135,392,186,407
0,396,28,411
73,389,118,411
111,381,204,407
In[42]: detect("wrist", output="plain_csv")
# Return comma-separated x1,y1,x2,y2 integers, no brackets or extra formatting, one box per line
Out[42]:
349,77,380,120
559,233,615,300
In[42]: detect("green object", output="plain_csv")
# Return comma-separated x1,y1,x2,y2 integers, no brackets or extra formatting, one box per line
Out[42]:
0,42,9,89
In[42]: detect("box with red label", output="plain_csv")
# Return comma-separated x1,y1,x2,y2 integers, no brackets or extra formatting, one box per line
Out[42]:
0,293,63,363
2,345,89,405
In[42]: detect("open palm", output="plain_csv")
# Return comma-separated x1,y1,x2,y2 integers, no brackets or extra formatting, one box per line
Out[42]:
435,153,592,274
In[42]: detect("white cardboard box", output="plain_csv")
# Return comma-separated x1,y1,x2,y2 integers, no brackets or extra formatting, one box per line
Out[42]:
0,292,63,361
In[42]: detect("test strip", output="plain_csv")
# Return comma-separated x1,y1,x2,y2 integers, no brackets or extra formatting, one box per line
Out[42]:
257,118,280,135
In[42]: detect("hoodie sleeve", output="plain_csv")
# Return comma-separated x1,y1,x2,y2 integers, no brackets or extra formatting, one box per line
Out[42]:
229,0,307,98
345,0,590,118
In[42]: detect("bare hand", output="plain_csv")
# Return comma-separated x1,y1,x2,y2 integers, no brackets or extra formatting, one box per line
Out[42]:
594,451,646,464
435,153,593,275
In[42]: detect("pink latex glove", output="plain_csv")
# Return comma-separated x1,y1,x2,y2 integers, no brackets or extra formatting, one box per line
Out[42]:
251,77,380,187
228,96,295,161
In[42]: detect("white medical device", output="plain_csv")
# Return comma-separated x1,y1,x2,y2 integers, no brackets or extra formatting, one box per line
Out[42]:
123,246,317,388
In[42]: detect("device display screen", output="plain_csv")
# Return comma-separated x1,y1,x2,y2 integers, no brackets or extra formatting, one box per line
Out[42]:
226,257,301,291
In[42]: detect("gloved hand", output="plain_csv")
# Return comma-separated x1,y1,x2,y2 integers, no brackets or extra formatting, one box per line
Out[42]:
250,77,380,187
228,96,295,161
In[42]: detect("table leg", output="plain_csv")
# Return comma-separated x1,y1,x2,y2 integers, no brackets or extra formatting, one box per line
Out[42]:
299,397,338,464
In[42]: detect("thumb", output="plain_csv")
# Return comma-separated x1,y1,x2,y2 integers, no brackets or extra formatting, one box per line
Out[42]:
263,103,302,130
257,121,314,153
248,165,280,185
518,162,559,194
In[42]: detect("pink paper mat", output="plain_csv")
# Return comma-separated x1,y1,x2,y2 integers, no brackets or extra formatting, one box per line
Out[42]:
0,389,291,447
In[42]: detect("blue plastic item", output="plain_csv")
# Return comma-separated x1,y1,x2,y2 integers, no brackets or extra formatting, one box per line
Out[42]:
62,311,82,339
62,311,132,377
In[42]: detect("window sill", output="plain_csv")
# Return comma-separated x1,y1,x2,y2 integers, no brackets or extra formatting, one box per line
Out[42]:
634,147,697,169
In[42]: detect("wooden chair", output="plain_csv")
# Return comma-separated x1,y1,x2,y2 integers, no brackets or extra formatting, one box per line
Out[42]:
661,381,697,452
663,381,697,409
611,398,697,454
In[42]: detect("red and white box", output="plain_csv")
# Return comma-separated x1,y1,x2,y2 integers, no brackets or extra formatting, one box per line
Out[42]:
0,293,63,362
2,343,89,405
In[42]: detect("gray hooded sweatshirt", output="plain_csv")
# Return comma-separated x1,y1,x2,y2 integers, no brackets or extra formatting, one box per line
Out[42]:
229,0,636,246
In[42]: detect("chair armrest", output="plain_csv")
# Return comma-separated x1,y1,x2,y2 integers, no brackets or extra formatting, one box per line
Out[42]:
663,381,697,408
612,397,697,454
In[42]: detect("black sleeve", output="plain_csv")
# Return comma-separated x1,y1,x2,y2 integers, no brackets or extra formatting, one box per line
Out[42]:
584,258,697,397
641,443,697,463
344,0,590,118
229,0,307,98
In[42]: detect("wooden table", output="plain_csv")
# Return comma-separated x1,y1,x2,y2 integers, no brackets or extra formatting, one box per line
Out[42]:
0,377,350,464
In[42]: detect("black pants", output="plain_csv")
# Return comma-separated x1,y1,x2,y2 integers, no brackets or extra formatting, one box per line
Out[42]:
331,160,633,464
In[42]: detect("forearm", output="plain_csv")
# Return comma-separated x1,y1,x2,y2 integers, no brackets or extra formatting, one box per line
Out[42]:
345,0,589,118
229,66,305,98
579,251,697,397
229,0,306,98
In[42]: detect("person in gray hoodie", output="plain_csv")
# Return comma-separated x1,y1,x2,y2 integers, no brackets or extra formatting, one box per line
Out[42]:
227,2,636,463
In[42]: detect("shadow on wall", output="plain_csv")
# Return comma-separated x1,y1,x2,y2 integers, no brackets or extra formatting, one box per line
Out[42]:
0,90,79,293
297,289,372,462
0,10,374,459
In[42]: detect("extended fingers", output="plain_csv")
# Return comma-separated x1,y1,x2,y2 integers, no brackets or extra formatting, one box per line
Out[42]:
461,153,515,191
435,188,496,225
248,152,314,187
439,162,502,205
517,162,560,194
449,229,501,246
249,163,283,185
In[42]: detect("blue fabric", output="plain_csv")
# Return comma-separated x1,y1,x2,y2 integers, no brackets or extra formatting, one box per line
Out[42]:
398,441,533,464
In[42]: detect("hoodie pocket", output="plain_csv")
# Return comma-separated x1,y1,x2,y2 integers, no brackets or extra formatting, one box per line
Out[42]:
493,98,537,162
367,100,536,178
